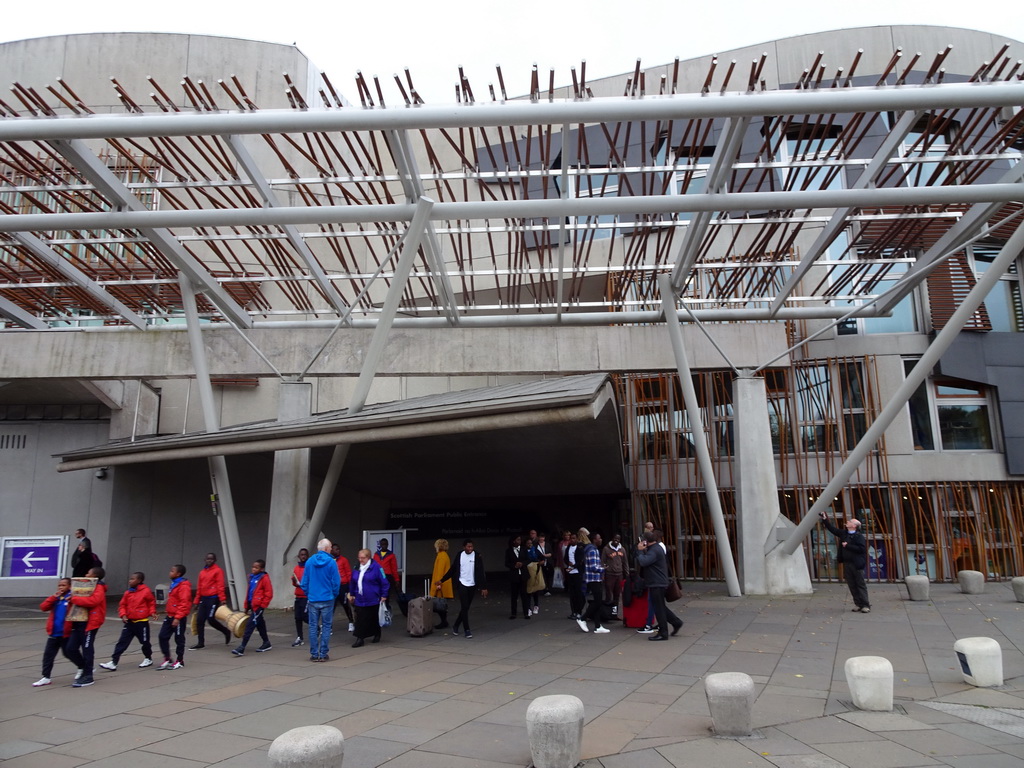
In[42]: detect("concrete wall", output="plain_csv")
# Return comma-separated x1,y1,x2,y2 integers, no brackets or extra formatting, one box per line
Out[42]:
0,421,112,597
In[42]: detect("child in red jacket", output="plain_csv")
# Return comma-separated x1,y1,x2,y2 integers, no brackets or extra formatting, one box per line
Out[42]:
232,559,273,656
157,564,192,670
34,577,72,687
64,566,108,688
99,572,157,671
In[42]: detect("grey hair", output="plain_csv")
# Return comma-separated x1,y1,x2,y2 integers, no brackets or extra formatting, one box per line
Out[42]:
317,538,332,552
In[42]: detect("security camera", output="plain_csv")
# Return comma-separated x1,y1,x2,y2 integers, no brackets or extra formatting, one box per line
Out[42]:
95,467,108,480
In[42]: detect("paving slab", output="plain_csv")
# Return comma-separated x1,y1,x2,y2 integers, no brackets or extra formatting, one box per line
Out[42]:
3,582,1024,766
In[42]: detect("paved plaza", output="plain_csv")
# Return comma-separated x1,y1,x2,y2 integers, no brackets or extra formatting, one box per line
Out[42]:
2,581,1023,767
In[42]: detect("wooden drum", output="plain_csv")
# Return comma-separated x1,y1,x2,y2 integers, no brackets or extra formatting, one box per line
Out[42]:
215,604,249,638
68,577,97,622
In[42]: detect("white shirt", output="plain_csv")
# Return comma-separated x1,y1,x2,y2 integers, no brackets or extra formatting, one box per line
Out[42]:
459,551,476,586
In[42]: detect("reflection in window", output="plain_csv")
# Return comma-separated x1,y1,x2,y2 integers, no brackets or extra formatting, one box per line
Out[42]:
973,243,1023,333
905,361,994,451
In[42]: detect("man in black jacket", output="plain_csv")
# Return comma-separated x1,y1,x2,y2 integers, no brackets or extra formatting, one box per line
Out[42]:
635,531,682,641
820,513,870,613
435,539,488,638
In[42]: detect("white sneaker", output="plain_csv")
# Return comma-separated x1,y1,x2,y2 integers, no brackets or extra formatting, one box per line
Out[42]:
532,606,539,615
576,619,589,633
157,659,173,670
74,668,83,680
99,661,117,671
348,623,355,632
636,625,656,634
170,660,184,670
138,658,153,668
594,627,611,634
32,677,52,687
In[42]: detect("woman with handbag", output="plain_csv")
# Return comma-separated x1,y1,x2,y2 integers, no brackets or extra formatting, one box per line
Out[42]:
431,539,453,629
348,549,389,648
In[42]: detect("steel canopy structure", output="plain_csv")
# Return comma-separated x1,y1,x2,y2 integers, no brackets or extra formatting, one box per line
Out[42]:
1,54,1022,334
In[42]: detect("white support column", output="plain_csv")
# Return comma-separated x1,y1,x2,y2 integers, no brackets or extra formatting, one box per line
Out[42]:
266,381,312,608
178,274,247,608
734,373,811,595
658,275,741,597
297,197,436,552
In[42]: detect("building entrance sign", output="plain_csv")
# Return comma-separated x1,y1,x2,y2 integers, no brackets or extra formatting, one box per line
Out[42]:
0,536,66,579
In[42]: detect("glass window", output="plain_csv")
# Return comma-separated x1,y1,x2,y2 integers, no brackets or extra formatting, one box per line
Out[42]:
973,243,1023,333
904,361,995,451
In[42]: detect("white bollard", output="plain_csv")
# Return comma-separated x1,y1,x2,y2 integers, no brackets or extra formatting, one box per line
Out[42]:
1012,577,1024,603
904,575,929,601
954,637,1003,687
844,656,894,711
958,570,985,594
269,725,345,768
526,695,584,768
704,672,755,737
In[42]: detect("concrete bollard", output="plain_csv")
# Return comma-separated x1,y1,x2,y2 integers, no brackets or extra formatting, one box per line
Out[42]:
904,575,930,601
269,725,345,768
844,656,894,711
1012,577,1024,603
704,672,755,737
526,694,584,768
954,637,1003,687
958,570,985,594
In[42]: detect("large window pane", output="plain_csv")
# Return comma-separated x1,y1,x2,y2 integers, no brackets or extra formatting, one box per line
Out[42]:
938,405,993,450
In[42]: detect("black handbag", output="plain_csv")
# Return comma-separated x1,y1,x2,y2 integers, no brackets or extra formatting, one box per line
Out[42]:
665,579,682,602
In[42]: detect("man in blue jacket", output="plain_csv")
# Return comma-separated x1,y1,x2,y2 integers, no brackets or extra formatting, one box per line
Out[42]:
300,539,341,661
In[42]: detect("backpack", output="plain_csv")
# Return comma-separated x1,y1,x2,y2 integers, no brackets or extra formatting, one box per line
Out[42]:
92,553,103,568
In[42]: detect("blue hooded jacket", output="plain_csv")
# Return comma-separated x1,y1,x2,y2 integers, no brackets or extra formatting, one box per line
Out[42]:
300,550,341,602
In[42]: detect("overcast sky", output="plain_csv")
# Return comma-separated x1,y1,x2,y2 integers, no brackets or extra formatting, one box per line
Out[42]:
3,0,1022,103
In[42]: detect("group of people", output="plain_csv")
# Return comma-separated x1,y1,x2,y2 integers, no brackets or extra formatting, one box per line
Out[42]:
289,538,396,662
34,531,400,687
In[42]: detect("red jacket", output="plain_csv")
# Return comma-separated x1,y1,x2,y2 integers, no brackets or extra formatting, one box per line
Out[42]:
245,572,273,611
40,593,73,637
373,550,398,581
119,585,156,621
69,581,108,631
193,563,228,604
336,555,352,585
293,563,306,598
165,578,193,620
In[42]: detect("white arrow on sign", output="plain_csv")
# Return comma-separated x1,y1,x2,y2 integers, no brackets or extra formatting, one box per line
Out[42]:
21,551,49,567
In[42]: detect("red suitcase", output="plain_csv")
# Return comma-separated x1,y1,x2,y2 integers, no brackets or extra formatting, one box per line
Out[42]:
622,591,650,628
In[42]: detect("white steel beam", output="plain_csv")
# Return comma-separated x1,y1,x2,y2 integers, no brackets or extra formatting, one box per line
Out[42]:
780,217,1024,557
11,231,147,329
2,181,1022,234
224,135,350,316
386,129,460,325
0,292,47,329
659,274,741,596
669,116,750,291
767,109,923,315
1,81,1021,141
49,139,253,329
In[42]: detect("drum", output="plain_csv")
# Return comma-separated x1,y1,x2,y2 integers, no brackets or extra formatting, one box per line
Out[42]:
215,604,249,638
190,609,198,636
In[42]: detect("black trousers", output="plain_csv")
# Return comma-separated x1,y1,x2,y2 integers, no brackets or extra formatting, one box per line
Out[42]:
41,635,64,677
566,572,585,616
196,595,231,645
581,581,608,627
111,620,152,663
845,566,870,608
62,623,98,675
294,597,308,637
240,607,269,648
509,576,529,617
648,586,682,639
159,616,187,661
453,582,477,632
